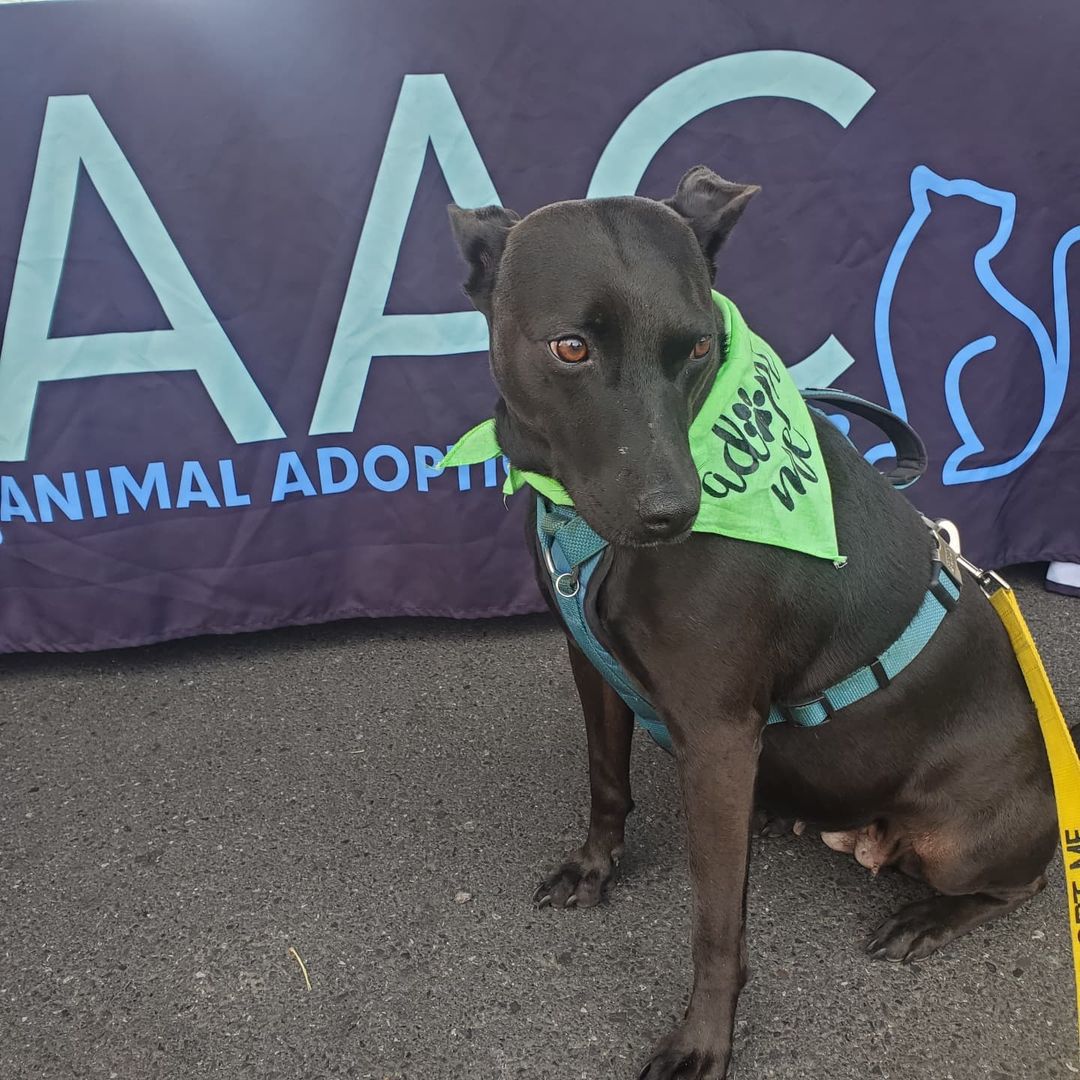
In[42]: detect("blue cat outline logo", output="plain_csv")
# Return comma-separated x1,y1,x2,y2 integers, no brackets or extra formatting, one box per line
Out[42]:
870,164,1080,484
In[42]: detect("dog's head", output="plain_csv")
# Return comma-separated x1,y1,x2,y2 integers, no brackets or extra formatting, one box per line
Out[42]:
448,166,759,546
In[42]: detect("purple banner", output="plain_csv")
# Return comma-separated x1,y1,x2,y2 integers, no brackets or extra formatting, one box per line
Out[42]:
1,0,1078,651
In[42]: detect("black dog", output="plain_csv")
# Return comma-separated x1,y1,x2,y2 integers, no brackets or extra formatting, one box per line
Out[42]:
447,167,1056,1080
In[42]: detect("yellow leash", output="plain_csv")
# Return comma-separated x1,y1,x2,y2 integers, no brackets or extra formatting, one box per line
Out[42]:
988,582,1080,1044
936,519,1080,1046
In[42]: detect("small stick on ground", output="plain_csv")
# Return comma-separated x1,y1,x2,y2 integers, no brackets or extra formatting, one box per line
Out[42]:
288,946,312,991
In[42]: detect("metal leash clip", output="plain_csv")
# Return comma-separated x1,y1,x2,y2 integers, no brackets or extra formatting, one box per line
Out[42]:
928,516,1011,597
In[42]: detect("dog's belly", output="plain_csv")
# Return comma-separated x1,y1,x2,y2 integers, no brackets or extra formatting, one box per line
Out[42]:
754,712,917,830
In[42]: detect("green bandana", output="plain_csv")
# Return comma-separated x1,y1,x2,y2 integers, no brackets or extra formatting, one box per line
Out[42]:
442,291,843,563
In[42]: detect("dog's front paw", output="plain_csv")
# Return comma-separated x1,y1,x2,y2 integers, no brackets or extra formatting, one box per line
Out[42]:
533,844,621,910
637,1022,730,1080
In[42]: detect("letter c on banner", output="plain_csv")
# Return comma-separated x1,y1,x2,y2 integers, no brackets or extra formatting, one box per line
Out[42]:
588,50,875,388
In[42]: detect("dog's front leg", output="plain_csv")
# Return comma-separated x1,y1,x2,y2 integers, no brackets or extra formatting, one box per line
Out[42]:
640,712,760,1080
534,640,634,909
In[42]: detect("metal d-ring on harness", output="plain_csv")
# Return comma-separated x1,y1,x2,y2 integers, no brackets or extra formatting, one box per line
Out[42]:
536,389,962,754
540,540,580,600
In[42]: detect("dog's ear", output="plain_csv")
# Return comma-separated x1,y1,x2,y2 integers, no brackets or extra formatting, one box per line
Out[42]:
663,166,760,277
447,204,520,314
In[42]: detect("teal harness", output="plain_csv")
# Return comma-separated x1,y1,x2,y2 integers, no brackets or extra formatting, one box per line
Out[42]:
535,389,961,753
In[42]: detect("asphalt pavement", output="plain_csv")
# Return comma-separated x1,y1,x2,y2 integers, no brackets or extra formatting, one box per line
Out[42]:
1,565,1077,1080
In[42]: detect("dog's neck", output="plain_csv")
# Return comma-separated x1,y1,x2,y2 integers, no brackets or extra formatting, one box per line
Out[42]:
493,397,556,476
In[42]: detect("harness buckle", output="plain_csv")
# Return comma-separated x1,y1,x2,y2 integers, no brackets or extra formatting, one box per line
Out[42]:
929,574,959,612
778,694,835,726
869,658,891,689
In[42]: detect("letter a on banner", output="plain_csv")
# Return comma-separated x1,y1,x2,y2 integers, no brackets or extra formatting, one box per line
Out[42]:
309,75,498,436
0,95,285,462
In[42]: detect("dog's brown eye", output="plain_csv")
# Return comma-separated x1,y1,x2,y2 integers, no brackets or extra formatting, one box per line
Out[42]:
550,337,589,364
691,335,712,359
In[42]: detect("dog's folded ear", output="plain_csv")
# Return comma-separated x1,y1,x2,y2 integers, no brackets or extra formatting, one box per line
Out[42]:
663,166,760,278
447,204,520,315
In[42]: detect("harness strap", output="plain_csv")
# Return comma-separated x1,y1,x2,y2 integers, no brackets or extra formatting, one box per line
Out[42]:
536,507,960,751
538,500,668,747
538,505,607,584
768,561,959,727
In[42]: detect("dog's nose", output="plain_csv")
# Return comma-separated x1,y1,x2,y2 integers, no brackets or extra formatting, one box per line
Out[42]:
637,492,696,539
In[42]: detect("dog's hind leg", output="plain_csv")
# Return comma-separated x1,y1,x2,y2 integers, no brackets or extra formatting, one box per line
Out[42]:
534,641,634,910
866,877,1046,963
865,801,1056,962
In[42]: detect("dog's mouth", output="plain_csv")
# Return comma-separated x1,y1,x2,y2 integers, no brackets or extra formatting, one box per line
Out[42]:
602,520,696,549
